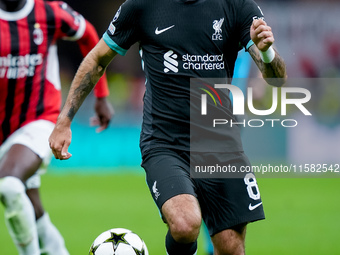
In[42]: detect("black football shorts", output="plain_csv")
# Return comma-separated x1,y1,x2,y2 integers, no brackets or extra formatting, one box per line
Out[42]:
141,148,265,236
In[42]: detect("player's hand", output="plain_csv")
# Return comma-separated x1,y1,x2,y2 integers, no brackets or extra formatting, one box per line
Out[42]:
250,18,274,52
49,121,72,160
90,97,114,133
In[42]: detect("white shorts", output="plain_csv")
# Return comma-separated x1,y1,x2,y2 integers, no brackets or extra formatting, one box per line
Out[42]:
0,120,55,189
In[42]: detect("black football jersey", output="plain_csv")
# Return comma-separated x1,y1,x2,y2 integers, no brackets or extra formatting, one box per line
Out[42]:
103,0,264,154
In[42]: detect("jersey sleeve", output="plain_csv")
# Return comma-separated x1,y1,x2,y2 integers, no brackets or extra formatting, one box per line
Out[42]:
50,1,86,40
237,0,265,51
102,0,141,56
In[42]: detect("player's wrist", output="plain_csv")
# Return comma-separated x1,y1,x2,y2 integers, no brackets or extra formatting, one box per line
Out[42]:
259,46,275,63
56,113,72,127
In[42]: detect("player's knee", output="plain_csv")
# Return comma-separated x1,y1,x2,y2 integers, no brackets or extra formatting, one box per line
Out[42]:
0,176,26,207
169,214,201,243
163,195,202,242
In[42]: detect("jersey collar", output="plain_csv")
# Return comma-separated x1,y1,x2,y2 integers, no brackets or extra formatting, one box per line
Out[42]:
0,0,34,21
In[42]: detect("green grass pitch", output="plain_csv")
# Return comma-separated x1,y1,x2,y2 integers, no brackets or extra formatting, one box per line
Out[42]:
0,171,339,254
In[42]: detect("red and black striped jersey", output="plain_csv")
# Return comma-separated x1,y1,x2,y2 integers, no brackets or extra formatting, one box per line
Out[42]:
0,0,109,145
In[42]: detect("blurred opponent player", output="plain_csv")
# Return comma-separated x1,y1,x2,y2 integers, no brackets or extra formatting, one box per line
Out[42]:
49,0,287,254
0,0,113,254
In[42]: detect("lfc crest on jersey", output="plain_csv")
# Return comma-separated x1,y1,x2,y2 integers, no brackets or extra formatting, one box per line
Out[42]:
33,23,43,45
212,18,224,41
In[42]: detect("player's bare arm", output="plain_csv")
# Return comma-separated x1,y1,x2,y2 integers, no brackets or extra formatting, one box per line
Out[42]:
49,39,117,160
248,18,287,87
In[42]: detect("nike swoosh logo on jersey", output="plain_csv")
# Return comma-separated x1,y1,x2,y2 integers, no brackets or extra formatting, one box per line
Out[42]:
155,25,175,35
248,202,262,211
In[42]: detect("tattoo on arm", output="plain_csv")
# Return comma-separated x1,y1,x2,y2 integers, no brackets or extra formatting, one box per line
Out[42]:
66,71,98,121
248,45,287,86
62,40,115,123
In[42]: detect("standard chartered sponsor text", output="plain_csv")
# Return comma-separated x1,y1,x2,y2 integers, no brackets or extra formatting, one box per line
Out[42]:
182,53,224,70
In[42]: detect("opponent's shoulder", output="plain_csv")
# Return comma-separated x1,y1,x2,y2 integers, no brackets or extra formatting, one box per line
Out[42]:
32,0,53,9
43,0,62,8
30,0,72,22
44,0,82,16
44,0,72,11
43,1,84,24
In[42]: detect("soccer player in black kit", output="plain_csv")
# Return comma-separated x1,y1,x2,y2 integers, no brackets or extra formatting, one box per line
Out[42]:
50,0,287,254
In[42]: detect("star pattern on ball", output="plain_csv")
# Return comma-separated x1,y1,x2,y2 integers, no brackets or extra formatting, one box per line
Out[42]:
104,232,129,250
133,247,146,255
89,243,97,255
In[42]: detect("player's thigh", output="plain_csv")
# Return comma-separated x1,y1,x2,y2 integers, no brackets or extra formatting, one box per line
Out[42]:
0,120,54,182
0,144,42,181
141,149,199,218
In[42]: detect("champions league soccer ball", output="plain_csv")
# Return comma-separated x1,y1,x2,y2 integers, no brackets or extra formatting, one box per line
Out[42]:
89,228,149,255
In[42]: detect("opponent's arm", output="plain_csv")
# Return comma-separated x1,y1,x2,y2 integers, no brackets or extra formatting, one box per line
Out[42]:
248,19,287,87
49,39,117,160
